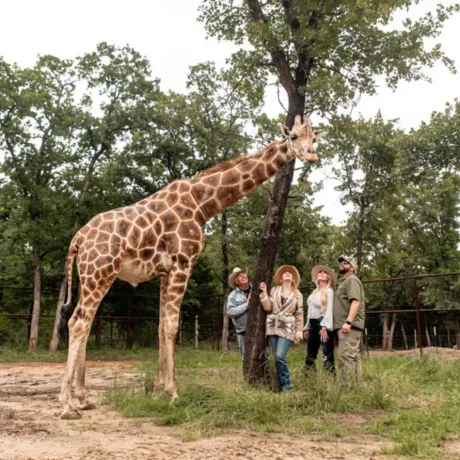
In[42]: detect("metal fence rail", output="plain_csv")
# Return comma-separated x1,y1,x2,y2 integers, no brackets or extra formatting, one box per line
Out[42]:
2,271,460,353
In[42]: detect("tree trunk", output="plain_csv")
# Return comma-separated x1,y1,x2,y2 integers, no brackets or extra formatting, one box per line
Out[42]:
382,313,389,350
28,241,41,351
400,321,408,350
425,325,431,347
388,313,397,351
48,275,67,354
221,211,230,353
356,203,366,272
222,299,229,353
243,102,303,384
448,329,451,348
456,321,460,348
48,155,102,353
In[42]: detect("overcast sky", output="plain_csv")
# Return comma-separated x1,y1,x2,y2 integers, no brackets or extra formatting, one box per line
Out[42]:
2,0,459,224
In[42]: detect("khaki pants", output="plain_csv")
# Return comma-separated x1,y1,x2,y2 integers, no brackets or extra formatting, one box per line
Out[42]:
337,329,362,387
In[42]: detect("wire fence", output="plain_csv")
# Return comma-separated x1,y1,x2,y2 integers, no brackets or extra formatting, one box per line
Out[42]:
2,271,460,353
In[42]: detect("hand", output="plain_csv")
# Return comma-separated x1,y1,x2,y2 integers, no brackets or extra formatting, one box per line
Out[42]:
259,282,267,293
342,323,351,334
247,294,251,303
294,336,301,345
320,327,328,343
303,330,309,340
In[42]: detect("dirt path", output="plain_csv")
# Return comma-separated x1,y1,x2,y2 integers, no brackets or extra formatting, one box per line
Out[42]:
0,360,395,459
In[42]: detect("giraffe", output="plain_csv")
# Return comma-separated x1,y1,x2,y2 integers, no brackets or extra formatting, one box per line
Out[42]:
57,115,321,419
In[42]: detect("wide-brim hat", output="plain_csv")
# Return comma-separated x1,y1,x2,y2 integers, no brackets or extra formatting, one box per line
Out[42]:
273,265,301,288
228,267,247,288
311,265,337,288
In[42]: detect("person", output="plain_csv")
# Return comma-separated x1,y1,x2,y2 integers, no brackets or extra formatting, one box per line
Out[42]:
227,267,251,356
260,265,303,392
304,265,337,373
333,256,366,387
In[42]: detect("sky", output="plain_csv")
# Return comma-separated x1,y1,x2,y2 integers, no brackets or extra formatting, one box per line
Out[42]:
1,0,460,224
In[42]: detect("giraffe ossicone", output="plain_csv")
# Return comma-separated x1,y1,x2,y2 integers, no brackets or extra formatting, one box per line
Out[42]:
57,115,321,419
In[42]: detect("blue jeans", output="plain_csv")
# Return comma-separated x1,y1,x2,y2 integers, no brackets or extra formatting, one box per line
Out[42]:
269,335,293,391
237,333,245,356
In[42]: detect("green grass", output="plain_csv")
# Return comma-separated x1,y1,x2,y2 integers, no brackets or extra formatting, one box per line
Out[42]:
103,348,460,457
4,343,460,457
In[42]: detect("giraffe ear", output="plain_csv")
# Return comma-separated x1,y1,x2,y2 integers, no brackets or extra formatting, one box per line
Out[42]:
280,124,290,138
294,115,302,126
304,117,312,128
314,129,323,139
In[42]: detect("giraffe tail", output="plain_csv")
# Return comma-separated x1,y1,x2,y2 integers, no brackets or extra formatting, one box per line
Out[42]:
58,235,80,345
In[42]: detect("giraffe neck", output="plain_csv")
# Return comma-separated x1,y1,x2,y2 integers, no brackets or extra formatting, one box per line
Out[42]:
187,139,294,222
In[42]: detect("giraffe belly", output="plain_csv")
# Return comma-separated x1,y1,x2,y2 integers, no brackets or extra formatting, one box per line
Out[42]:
117,253,172,287
117,259,153,287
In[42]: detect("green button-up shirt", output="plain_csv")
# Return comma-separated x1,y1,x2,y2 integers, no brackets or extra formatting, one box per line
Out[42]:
333,273,365,330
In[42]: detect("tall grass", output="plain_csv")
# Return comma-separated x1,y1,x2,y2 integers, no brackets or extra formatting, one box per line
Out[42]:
104,348,460,456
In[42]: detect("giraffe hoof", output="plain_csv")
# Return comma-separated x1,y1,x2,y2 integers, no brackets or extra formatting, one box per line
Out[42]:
78,402,97,411
60,409,82,420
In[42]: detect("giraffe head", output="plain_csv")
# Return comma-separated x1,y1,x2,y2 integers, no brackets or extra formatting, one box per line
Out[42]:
280,115,321,165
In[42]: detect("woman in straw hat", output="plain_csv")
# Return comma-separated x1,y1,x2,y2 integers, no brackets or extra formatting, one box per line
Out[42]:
303,265,337,374
259,265,303,392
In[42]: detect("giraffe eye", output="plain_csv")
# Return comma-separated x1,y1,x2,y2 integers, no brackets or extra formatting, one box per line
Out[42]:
290,134,298,140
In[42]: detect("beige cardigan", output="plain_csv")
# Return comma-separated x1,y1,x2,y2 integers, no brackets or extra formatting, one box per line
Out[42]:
260,286,304,341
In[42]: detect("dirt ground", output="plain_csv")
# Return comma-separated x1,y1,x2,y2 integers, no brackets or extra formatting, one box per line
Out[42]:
0,351,454,460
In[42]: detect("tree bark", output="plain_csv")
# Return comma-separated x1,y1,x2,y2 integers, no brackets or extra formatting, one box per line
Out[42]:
28,241,41,351
243,101,303,384
48,151,104,353
48,275,67,353
356,202,366,272
400,321,408,350
382,313,389,350
388,313,397,351
425,325,431,347
221,210,230,353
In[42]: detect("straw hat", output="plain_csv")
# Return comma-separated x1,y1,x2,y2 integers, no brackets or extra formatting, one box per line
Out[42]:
273,265,301,288
311,265,337,288
228,267,248,288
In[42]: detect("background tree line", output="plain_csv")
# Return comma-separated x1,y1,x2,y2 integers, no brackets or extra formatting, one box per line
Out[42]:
1,1,460,354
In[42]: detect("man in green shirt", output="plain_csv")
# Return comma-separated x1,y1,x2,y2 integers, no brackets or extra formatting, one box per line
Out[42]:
333,255,365,387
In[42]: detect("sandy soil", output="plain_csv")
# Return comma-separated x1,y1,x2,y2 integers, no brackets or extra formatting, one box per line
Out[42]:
2,351,457,460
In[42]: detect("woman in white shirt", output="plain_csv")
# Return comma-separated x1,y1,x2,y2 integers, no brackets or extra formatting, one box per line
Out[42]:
303,265,337,374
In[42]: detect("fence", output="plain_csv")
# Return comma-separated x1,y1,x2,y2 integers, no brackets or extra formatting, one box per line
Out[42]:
0,285,229,350
2,271,460,353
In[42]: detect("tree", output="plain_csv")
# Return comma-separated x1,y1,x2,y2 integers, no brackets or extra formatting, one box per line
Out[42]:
199,0,459,383
0,56,79,350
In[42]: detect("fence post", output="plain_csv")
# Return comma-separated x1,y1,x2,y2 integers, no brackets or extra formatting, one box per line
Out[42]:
194,315,199,349
413,279,423,356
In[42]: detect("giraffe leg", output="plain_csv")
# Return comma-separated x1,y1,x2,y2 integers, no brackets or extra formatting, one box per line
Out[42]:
154,276,168,394
162,265,192,401
59,280,115,419
75,332,96,410
59,309,87,420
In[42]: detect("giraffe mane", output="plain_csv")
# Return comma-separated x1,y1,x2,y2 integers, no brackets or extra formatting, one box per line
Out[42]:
194,140,283,178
